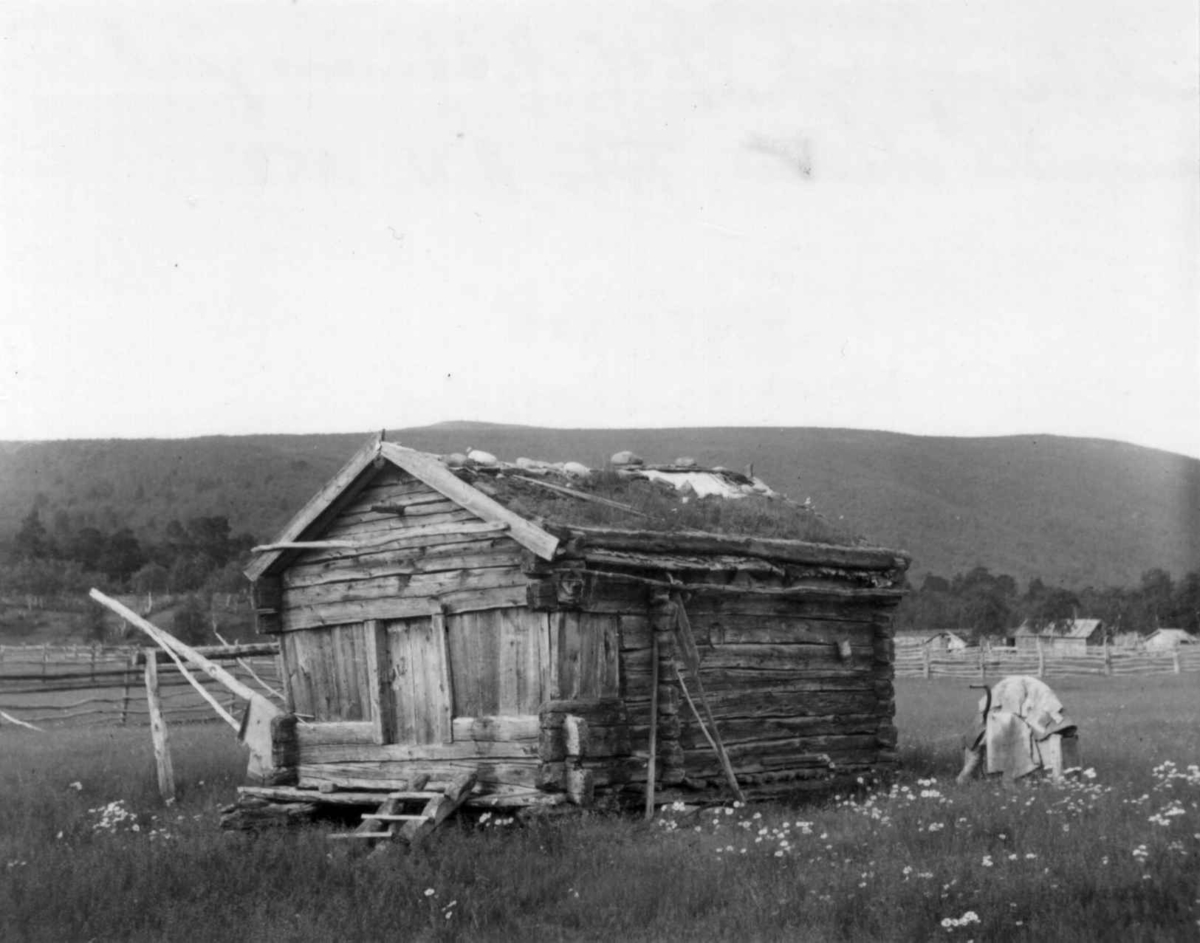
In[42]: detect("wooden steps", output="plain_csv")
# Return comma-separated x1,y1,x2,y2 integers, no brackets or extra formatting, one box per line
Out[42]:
330,771,477,846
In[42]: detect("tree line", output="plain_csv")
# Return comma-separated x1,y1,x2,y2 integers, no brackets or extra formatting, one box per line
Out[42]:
893,565,1200,638
1,506,258,608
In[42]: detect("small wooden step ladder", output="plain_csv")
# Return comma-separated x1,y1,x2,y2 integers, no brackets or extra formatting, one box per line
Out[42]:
329,771,477,847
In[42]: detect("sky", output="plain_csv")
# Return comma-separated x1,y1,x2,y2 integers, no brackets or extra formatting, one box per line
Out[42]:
2,1,1198,457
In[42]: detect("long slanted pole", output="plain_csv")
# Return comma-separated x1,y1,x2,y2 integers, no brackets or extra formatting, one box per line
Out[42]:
89,590,262,704
672,594,745,804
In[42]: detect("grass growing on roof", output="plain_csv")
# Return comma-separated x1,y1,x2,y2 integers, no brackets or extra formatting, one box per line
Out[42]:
473,470,865,546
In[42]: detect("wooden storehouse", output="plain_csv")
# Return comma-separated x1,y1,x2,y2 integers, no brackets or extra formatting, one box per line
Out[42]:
241,439,910,812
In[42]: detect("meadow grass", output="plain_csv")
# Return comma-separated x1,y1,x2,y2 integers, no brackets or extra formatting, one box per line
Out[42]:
2,674,1197,942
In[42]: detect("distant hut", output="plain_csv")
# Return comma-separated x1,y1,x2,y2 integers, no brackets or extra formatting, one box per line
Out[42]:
1143,628,1197,652
927,630,969,653
1011,619,1104,655
240,439,909,814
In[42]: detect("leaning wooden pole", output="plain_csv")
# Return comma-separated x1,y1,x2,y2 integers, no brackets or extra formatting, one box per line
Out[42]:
144,651,176,803
89,590,261,704
672,595,745,804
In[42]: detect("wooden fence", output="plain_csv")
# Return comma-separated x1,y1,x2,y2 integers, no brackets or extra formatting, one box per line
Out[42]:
895,641,1200,680
0,642,283,729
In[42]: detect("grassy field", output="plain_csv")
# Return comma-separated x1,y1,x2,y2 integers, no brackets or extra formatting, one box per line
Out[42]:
2,675,1198,942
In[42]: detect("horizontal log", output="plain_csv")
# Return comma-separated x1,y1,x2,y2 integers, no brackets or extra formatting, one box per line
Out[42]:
452,715,540,742
280,583,528,631
283,543,522,589
539,699,629,725
297,759,539,791
624,665,883,691
578,568,906,603
323,503,477,536
284,565,524,603
556,526,910,572
678,713,882,748
293,523,513,566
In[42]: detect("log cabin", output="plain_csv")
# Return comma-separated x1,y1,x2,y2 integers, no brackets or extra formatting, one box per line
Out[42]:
240,438,909,813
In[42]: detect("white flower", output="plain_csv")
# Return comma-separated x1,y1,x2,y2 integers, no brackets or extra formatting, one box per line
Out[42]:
424,888,436,897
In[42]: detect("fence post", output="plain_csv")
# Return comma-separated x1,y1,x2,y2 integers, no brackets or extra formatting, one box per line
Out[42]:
120,650,136,726
978,646,985,679
144,650,176,803
1103,637,1112,676
42,643,48,677
1036,639,1044,679
923,645,931,679
1173,648,1181,674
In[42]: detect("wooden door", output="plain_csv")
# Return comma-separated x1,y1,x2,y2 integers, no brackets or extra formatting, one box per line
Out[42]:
386,614,452,744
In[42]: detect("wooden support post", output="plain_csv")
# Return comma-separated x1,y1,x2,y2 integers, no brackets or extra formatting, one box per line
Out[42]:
978,646,985,679
1036,639,1045,678
645,633,659,821
923,644,931,679
1103,637,1112,676
365,619,395,745
1173,648,1181,674
144,651,175,803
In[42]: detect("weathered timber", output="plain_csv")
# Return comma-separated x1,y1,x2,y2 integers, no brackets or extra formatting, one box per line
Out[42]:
297,736,538,765
291,522,510,566
282,584,529,631
283,546,526,590
297,760,539,791
678,713,882,748
452,714,540,741
144,654,175,803
555,526,910,572
220,797,318,829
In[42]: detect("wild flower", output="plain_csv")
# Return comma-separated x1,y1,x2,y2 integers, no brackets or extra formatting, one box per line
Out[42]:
981,856,993,868
423,888,436,898
68,781,82,791
940,910,980,929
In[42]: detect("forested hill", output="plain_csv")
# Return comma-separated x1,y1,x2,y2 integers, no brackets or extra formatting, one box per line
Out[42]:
1,425,1197,588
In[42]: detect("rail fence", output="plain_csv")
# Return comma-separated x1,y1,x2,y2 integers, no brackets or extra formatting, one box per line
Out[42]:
894,641,1200,680
0,642,283,729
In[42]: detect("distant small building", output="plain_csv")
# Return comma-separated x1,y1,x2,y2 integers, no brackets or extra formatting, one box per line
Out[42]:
1011,619,1104,655
1143,628,1197,652
927,630,969,652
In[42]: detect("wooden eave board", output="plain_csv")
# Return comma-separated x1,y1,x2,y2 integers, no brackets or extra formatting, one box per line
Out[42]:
558,525,909,572
575,548,787,576
378,443,558,561
245,440,382,582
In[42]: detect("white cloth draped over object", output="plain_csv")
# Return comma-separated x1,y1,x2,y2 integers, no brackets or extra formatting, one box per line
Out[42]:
980,676,1075,779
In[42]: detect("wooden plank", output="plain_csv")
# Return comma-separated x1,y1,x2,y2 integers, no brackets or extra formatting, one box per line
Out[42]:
293,522,512,566
299,740,536,764
497,609,522,714
281,582,530,632
558,526,909,572
364,621,393,744
144,654,175,803
378,443,560,561
555,611,582,699
432,610,453,743
452,715,540,741
297,759,539,790
283,545,526,589
322,506,478,539
287,565,526,606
